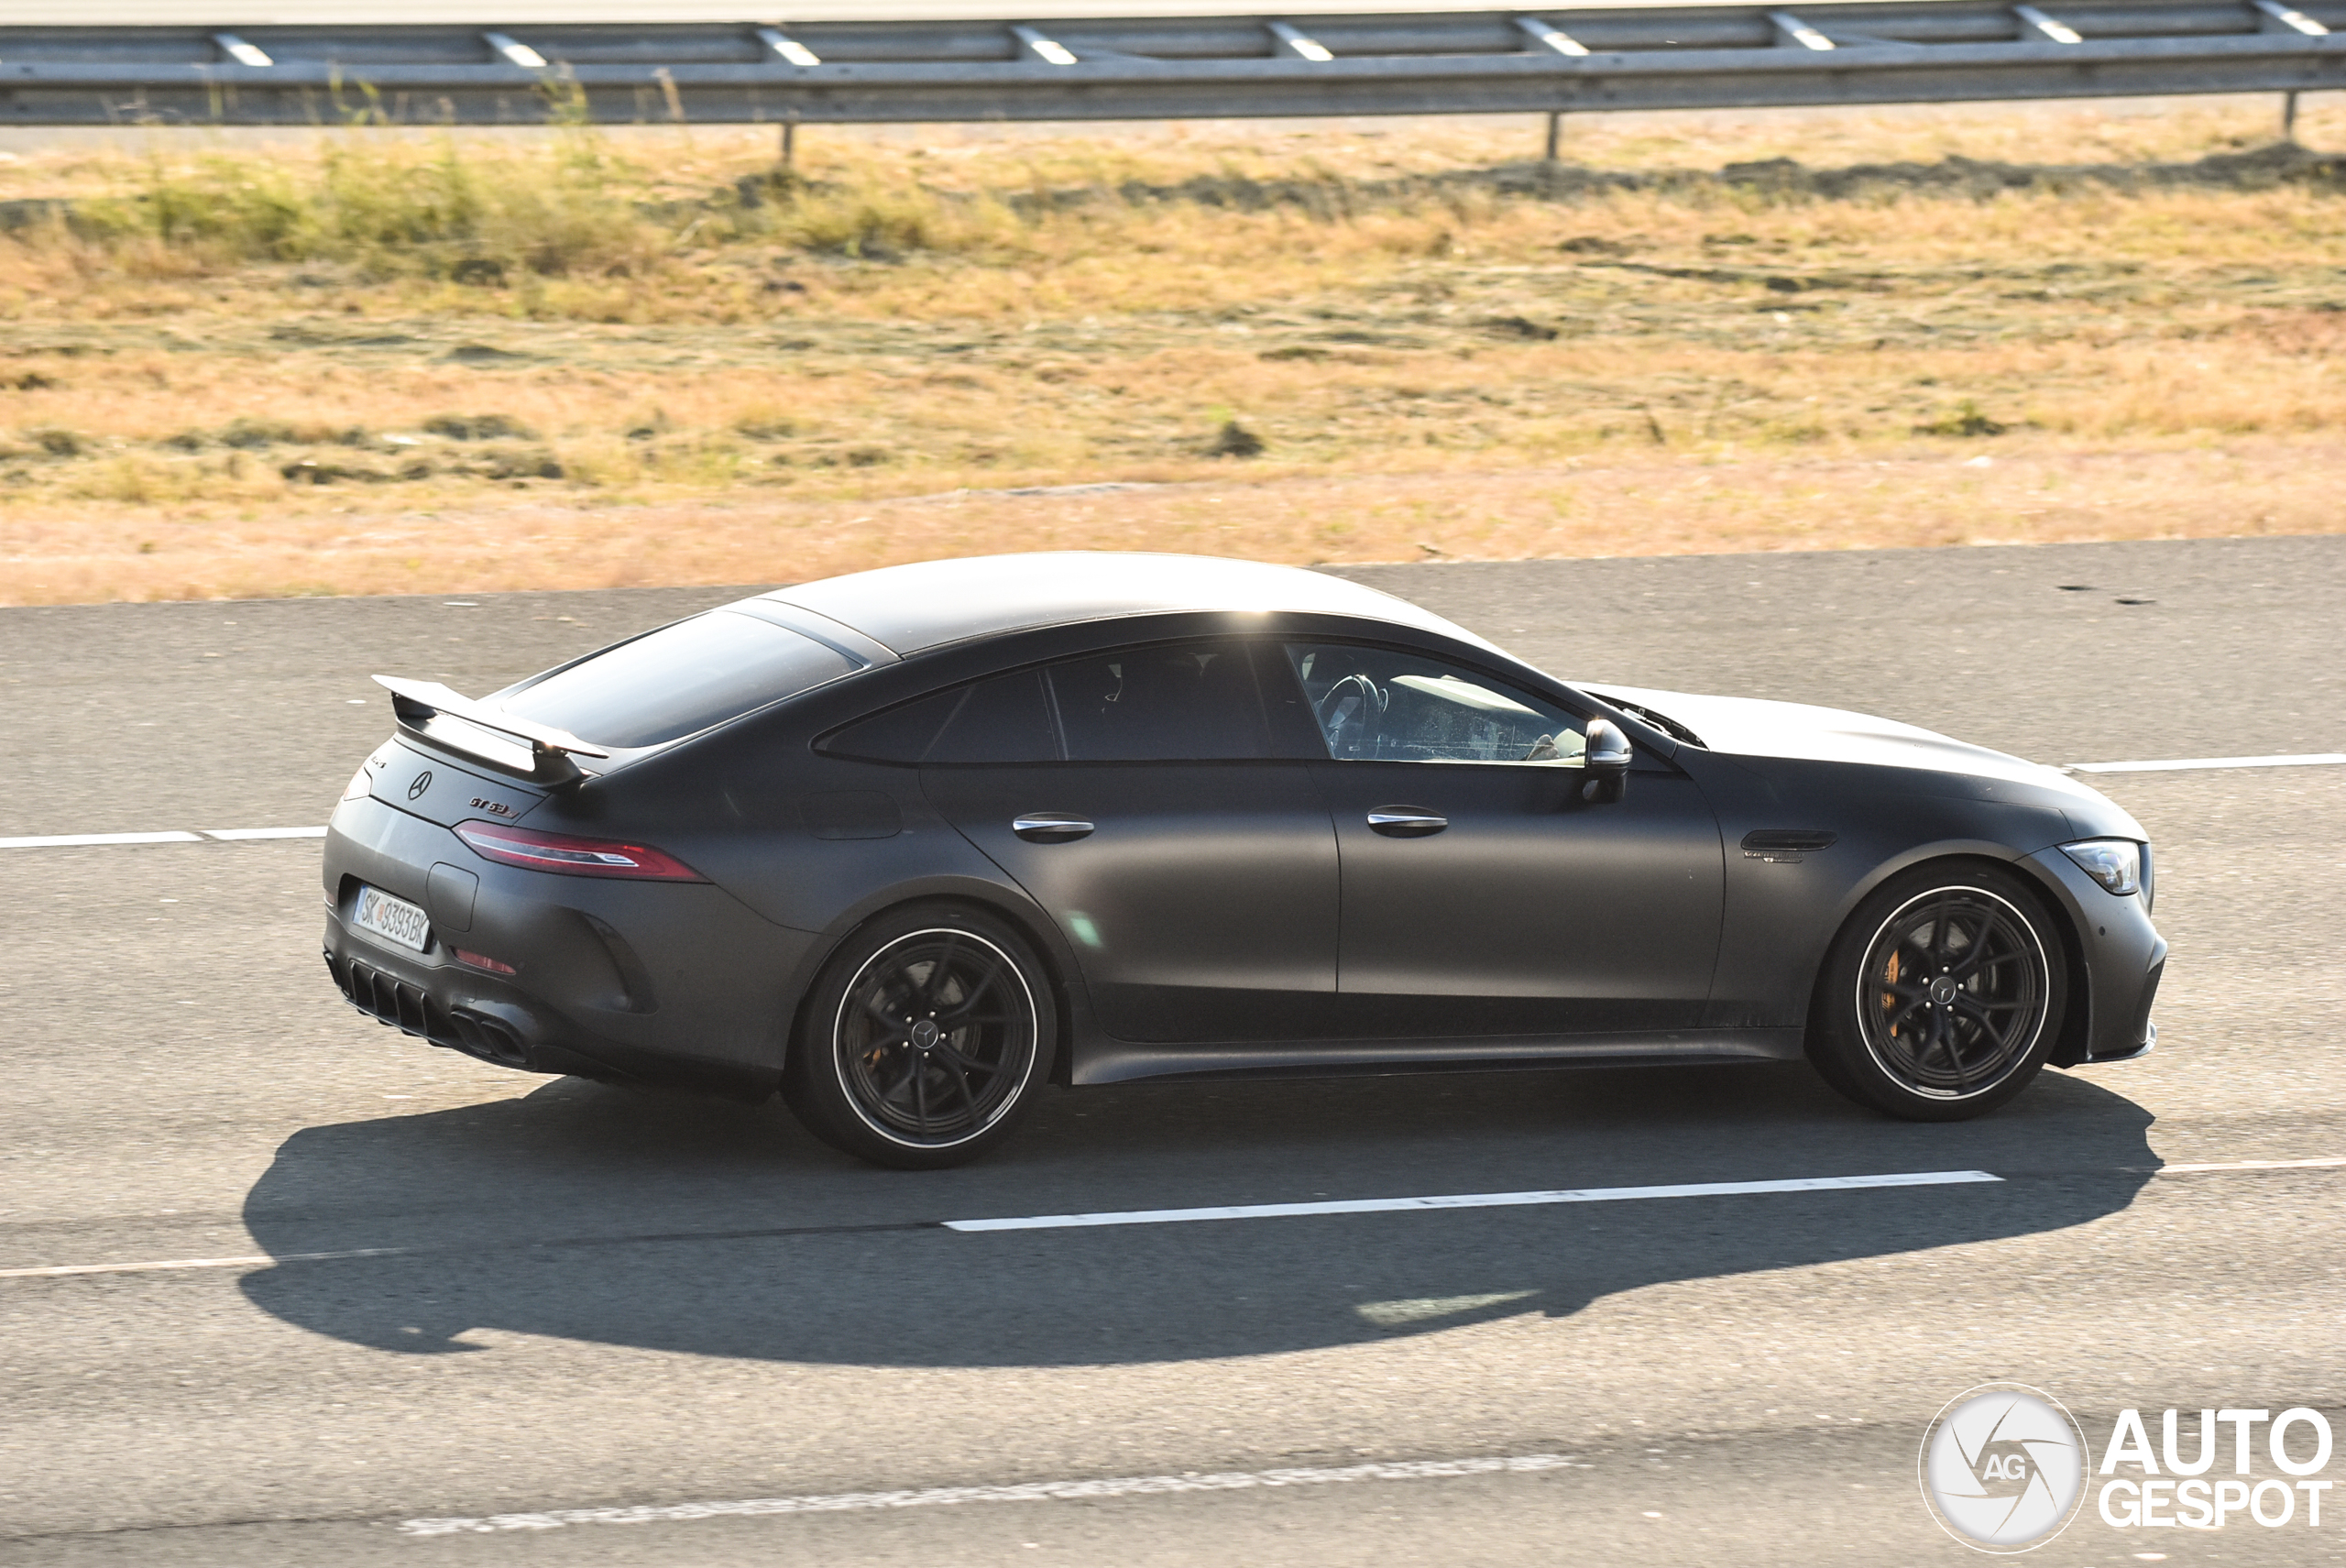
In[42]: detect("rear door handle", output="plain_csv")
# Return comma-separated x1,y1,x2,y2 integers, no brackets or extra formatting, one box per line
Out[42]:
1013,813,1095,843
1367,806,1448,838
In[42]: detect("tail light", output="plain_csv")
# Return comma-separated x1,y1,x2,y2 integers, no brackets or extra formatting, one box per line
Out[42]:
342,763,374,802
454,819,705,882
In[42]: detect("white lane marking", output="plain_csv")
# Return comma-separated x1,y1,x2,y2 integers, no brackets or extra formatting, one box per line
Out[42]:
940,1169,2002,1232
0,829,203,849
2070,752,2346,773
21,1162,2338,1283
0,1171,1993,1279
1356,1289,1537,1326
199,825,329,841
400,1453,1581,1537
0,1247,410,1280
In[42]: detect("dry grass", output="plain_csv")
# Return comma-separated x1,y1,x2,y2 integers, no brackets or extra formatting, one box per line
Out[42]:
3,100,2344,603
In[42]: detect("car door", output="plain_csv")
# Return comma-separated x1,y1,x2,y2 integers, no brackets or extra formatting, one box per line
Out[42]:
907,641,1340,1044
1281,641,1726,1039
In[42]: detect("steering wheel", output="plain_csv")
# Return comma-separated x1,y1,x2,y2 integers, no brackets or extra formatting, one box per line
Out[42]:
1314,674,1387,758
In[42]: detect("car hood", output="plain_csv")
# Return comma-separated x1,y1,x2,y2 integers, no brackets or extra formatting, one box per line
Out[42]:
1584,684,2147,836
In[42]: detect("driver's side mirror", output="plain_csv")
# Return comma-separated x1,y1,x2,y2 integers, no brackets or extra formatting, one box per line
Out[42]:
1582,719,1630,804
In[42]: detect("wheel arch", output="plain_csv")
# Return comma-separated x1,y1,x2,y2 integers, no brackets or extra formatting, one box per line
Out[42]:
776,877,1088,1089
1801,848,2090,1063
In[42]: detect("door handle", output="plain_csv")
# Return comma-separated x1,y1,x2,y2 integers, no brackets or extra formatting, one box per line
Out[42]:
1013,813,1095,843
1366,806,1447,838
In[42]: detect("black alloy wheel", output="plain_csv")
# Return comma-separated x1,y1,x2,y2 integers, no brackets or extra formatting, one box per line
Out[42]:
785,905,1056,1168
1808,866,2066,1122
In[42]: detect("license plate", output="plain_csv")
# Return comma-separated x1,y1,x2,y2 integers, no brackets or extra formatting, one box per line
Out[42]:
351,884,432,953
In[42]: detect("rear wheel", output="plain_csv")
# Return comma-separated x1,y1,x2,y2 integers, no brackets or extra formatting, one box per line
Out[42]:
784,904,1056,1169
1807,865,2066,1122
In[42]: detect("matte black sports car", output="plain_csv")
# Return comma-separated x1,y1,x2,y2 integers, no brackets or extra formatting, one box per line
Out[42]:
323,553,2163,1168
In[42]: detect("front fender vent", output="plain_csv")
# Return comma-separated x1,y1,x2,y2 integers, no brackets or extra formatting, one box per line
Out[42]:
1742,828,1837,861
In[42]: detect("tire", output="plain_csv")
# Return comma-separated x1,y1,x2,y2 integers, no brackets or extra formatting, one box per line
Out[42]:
783,903,1058,1169
1805,863,2067,1123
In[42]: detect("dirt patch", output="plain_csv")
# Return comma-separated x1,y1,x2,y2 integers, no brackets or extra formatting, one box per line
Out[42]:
8,441,2334,607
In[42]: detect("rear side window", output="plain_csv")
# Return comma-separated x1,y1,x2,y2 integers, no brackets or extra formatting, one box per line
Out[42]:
934,672,1058,762
496,610,858,749
822,672,1057,764
1047,643,1269,762
821,641,1275,764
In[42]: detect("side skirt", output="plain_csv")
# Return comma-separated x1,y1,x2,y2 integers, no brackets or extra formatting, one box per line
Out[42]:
1072,1028,1805,1087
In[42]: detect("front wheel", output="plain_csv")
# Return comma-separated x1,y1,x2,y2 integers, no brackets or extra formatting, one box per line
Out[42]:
784,904,1057,1169
1807,865,2067,1122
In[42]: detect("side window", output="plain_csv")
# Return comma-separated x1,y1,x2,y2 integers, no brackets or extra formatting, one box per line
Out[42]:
820,671,1057,765
932,671,1057,763
1285,643,1586,765
820,686,959,764
1047,641,1271,762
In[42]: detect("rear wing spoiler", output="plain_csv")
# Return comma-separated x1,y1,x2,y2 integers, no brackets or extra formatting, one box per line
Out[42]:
373,675,611,786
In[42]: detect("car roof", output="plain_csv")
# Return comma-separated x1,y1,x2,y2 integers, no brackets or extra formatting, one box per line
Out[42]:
753,552,1498,657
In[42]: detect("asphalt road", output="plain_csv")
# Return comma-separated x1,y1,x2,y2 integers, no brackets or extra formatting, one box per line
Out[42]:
3,535,2342,1566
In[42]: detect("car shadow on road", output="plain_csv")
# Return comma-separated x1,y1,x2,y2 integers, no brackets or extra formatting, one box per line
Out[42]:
238,1060,2155,1366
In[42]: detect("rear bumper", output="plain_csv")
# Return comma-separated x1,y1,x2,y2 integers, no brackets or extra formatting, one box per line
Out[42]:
325,940,608,1077
321,795,820,1098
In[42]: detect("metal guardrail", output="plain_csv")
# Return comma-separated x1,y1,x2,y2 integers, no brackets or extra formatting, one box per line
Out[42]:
8,3,2344,127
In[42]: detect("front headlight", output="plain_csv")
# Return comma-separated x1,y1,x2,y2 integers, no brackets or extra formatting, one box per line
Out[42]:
2060,838,2143,897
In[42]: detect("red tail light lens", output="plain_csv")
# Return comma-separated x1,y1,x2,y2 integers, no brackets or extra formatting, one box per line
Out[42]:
454,819,706,882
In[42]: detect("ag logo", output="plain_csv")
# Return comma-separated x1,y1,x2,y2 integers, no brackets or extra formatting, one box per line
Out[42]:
408,770,433,801
1920,1383,2087,1552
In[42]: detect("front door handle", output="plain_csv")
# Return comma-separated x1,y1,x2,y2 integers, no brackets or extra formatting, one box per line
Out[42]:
1367,806,1448,838
1013,813,1095,843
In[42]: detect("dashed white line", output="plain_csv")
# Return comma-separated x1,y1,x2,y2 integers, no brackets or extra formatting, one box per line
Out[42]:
4,1161,2338,1284
2070,752,2346,774
0,1170,2000,1279
0,826,324,850
0,829,204,849
399,1453,1583,1537
941,1170,2000,1232
0,1247,407,1280
198,825,330,841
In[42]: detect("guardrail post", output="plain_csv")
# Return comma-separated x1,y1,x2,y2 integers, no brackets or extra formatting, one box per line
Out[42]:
782,115,797,169
1544,110,1562,161
2285,89,2300,139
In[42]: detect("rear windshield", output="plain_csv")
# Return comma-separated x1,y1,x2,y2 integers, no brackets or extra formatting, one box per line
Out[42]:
495,610,859,748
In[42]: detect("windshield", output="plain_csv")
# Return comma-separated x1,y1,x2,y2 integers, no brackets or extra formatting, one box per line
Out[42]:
495,609,859,748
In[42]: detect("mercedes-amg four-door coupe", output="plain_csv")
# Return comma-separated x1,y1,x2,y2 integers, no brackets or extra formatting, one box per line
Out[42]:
323,553,2163,1167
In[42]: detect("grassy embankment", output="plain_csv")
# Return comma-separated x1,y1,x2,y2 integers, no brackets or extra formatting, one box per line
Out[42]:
3,102,2344,602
